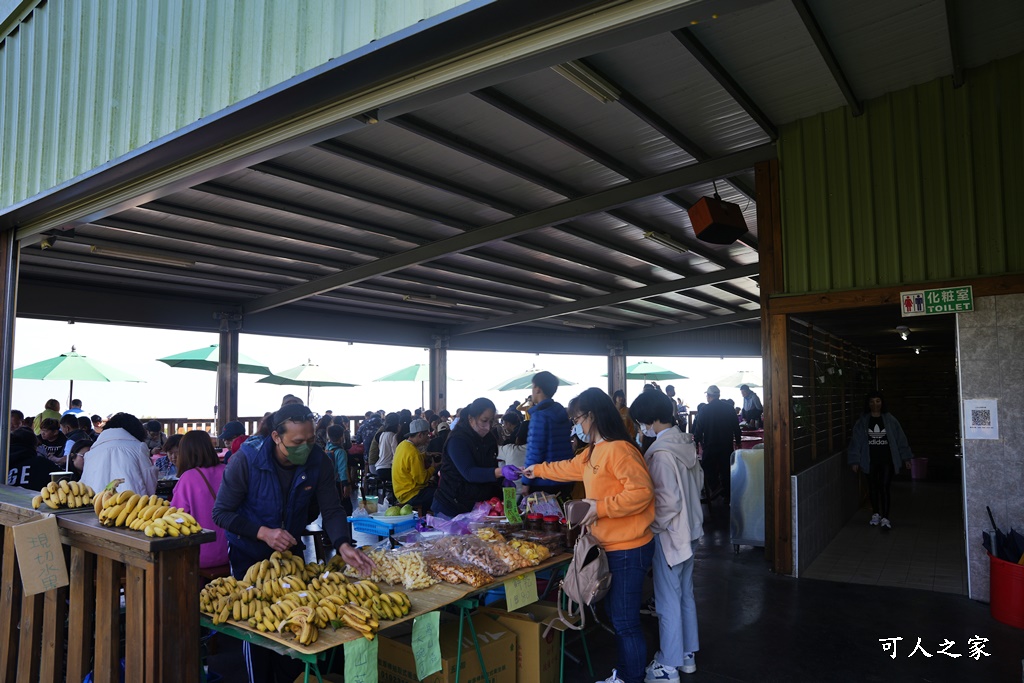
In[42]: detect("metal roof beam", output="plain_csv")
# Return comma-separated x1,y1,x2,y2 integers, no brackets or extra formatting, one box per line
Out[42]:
943,0,964,88
670,28,778,139
241,144,776,314
789,0,862,116
619,310,761,339
452,263,759,335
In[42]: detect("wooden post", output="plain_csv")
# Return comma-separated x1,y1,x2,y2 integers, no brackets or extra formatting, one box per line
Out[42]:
66,547,95,683
0,526,22,681
757,159,794,575
430,335,449,412
154,546,203,682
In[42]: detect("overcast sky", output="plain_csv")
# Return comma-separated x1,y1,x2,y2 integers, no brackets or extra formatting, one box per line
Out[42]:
11,318,762,421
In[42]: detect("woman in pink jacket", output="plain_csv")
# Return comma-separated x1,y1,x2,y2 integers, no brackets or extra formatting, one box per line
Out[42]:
171,430,229,569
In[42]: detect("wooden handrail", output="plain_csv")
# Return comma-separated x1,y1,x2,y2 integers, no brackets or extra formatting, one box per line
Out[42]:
0,485,214,683
146,415,367,438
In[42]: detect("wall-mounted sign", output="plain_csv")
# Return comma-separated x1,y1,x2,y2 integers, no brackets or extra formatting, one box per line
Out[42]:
900,286,973,317
963,399,998,440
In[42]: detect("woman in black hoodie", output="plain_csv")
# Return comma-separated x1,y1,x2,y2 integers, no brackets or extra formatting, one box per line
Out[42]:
7,427,59,490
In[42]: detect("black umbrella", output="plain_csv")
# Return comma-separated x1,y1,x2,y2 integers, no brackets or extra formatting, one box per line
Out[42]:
986,506,1010,561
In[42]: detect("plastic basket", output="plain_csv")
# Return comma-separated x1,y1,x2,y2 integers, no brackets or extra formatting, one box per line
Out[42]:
989,553,1024,629
348,515,418,537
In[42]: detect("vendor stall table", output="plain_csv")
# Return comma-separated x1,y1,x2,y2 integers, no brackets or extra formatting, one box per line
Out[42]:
201,552,573,683
0,484,215,683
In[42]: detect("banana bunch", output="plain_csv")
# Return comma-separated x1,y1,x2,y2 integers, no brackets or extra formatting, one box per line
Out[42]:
262,574,309,599
278,605,319,646
92,478,126,514
307,571,348,594
243,550,307,590
340,579,381,604
32,480,95,510
361,590,411,621
327,599,379,641
142,510,202,537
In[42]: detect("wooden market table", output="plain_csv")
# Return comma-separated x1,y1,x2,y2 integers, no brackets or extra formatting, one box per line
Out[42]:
201,551,573,683
0,484,215,683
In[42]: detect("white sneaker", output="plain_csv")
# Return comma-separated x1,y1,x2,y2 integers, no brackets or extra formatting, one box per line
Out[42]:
869,513,881,526
645,660,680,683
880,517,892,529
681,653,697,674
599,670,625,683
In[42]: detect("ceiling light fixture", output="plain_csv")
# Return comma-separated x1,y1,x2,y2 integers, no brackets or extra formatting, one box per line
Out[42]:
643,231,689,254
562,320,597,329
896,325,910,341
551,61,621,103
915,347,921,355
90,245,194,268
403,294,460,308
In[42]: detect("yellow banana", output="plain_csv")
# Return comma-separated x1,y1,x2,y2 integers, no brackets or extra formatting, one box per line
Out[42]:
47,481,58,494
57,489,68,504
31,495,43,509
342,614,372,633
116,490,132,505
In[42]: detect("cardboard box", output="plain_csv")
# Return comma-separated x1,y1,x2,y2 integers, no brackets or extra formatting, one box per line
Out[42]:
378,613,517,683
477,601,579,683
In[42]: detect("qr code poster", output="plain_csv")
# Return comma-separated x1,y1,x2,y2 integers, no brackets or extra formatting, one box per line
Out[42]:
963,399,998,440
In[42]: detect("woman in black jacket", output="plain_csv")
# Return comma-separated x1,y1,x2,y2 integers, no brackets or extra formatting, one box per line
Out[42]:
431,398,504,517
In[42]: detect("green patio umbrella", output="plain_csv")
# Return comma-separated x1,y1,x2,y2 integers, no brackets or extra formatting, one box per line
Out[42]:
14,347,145,405
717,370,762,389
623,361,687,382
257,361,358,406
374,363,454,411
492,368,576,392
156,344,271,376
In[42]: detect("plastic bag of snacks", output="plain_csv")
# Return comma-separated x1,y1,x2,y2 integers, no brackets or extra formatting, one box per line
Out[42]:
430,535,510,576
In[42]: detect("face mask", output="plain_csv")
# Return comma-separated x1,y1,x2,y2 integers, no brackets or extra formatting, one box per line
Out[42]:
640,424,657,438
572,423,590,443
282,442,311,465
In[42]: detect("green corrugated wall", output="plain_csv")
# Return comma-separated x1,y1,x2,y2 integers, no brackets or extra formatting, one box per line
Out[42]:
778,52,1024,295
0,0,475,208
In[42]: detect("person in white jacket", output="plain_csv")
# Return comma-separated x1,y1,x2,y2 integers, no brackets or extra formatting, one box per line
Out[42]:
80,413,158,496
629,391,704,681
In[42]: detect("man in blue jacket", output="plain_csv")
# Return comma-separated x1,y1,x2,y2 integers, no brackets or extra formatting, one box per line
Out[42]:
522,371,574,497
213,403,374,682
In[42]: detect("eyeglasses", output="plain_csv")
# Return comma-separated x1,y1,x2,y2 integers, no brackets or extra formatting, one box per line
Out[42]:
571,413,587,425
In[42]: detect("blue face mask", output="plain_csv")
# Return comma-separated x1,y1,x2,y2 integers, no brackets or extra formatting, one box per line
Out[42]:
572,423,590,443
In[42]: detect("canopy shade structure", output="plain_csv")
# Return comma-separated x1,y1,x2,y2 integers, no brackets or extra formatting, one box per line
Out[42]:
156,344,271,375
492,369,576,392
256,361,358,406
622,361,687,382
717,370,762,389
13,347,145,405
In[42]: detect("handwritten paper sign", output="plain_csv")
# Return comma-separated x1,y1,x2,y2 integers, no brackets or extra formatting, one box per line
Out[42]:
503,487,522,525
412,611,442,680
343,634,378,683
505,571,538,612
12,516,69,596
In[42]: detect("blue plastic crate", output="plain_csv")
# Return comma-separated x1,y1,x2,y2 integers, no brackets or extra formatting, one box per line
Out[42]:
348,515,418,537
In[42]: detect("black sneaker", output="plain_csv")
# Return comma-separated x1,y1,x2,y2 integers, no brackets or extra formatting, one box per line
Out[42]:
639,597,658,617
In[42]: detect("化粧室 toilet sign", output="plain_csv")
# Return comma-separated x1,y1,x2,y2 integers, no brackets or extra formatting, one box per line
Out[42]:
900,286,973,316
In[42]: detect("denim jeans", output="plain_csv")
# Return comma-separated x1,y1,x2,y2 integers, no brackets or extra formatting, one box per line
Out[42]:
604,539,655,683
653,536,700,667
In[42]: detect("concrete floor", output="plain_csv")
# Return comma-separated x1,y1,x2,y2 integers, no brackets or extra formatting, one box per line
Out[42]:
208,495,1024,682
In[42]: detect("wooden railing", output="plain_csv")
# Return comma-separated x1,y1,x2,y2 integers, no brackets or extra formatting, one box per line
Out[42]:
0,486,213,683
148,415,367,438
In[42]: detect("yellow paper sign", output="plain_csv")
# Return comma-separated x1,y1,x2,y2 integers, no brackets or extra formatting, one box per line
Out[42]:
412,611,442,680
343,634,378,683
12,515,69,596
505,571,538,612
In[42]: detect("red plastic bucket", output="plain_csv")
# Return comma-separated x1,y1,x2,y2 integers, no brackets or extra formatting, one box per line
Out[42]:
989,554,1024,629
910,457,928,480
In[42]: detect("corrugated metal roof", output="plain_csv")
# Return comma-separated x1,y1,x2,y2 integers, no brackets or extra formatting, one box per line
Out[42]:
14,0,1020,346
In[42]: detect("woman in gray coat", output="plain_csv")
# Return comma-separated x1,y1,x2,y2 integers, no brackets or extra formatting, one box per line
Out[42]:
848,391,913,530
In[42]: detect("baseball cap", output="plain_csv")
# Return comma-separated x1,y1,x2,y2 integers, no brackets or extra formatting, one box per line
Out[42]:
144,420,162,433
408,419,430,435
705,385,721,397
218,420,245,441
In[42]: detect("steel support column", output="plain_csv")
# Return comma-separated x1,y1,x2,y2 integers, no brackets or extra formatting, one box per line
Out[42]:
607,341,626,400
215,314,241,436
0,231,19,475
429,336,449,413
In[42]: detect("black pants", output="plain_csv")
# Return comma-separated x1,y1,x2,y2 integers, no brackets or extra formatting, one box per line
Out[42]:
375,467,393,503
703,448,732,502
242,640,304,683
403,485,437,510
868,453,895,518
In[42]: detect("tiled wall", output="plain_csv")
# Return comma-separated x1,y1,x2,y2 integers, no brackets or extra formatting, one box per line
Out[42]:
957,294,1024,601
791,450,862,576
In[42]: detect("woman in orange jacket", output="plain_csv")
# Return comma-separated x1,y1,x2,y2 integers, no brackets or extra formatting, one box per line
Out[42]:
523,388,655,683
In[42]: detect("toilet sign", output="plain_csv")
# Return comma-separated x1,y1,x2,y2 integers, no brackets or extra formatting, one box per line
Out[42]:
900,286,973,317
